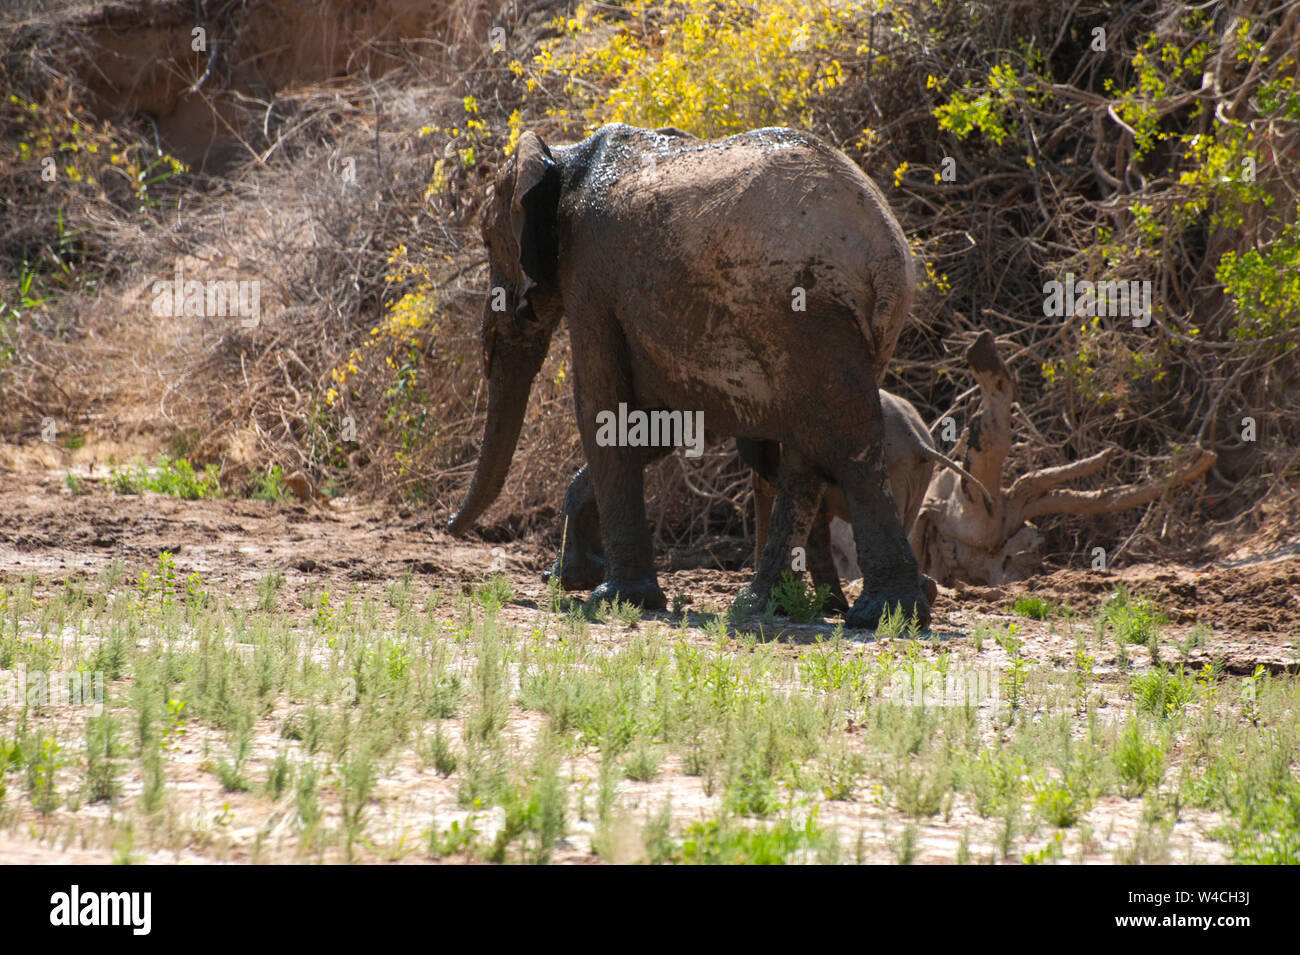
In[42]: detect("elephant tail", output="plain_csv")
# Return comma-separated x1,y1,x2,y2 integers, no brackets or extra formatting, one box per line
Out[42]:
917,445,995,509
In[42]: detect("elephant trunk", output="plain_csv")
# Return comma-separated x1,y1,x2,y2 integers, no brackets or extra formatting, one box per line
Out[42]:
448,335,549,536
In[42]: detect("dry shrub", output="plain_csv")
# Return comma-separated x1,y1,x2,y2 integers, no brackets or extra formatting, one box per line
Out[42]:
831,0,1300,564
3,0,1298,570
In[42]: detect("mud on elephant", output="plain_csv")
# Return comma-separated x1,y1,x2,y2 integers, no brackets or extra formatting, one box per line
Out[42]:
448,123,928,628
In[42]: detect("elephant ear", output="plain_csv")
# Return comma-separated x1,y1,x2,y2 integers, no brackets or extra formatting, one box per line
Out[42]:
510,132,560,315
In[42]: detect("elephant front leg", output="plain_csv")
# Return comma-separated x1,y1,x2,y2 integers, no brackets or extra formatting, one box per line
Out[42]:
567,320,665,611
545,447,674,591
542,465,605,590
836,446,931,630
585,444,665,610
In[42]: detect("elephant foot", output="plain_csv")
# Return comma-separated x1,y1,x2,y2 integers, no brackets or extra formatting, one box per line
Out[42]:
589,578,667,612
846,587,931,632
817,578,924,618
920,574,939,608
542,548,605,591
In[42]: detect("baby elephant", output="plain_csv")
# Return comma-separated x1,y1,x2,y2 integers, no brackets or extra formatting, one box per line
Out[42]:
742,391,986,614
545,391,988,621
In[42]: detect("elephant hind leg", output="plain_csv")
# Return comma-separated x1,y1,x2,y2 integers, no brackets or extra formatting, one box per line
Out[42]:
807,507,849,614
739,437,782,570
749,445,845,615
741,450,823,615
832,448,930,630
751,469,774,570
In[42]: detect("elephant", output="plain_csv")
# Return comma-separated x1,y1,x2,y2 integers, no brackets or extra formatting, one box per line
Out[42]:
742,389,991,614
545,390,989,617
447,122,928,628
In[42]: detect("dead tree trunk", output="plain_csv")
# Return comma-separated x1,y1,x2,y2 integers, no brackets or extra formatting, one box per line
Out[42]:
910,331,1217,586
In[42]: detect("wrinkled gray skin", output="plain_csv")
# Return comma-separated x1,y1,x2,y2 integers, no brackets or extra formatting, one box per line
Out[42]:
447,123,927,628
547,391,962,615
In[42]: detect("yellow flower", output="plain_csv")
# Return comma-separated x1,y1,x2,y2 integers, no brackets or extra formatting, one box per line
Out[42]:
507,110,524,152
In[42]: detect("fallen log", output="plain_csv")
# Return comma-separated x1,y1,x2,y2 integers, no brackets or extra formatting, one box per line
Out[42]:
910,331,1217,586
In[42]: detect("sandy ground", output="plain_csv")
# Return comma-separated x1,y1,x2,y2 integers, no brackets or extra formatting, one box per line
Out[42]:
2,464,1295,660
0,460,1296,864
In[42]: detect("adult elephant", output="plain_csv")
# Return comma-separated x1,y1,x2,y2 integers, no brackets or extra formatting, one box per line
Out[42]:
447,123,927,628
